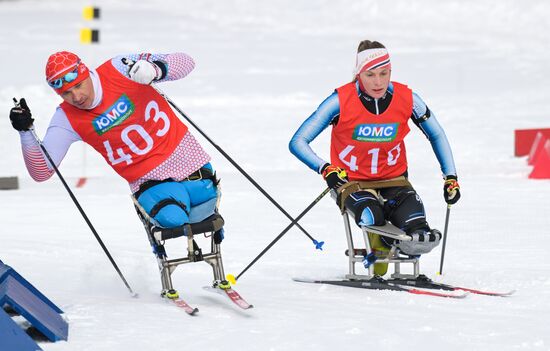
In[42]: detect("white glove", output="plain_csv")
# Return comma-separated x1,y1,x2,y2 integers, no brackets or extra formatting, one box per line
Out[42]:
128,60,162,84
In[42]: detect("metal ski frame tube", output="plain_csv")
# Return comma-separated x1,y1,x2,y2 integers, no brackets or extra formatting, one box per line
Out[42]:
341,212,419,280
208,241,226,282
438,204,452,275
234,187,330,281
132,195,227,293
152,85,323,250
152,234,226,293
343,212,370,278
29,128,136,296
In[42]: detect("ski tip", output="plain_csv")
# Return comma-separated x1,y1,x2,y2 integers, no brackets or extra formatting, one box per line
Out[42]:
226,274,237,285
409,288,468,299
476,289,516,297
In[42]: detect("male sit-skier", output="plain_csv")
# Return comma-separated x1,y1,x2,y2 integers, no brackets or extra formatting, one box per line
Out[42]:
9,51,229,298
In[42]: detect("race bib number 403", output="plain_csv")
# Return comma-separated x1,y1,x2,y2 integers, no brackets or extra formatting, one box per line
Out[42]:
103,99,170,166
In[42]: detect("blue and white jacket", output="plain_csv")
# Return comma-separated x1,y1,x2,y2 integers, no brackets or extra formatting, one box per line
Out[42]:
289,81,457,178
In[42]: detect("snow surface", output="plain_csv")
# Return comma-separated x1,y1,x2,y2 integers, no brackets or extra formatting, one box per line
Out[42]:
1,0,550,350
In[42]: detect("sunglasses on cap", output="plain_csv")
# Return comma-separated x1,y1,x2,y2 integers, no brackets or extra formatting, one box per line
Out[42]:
47,62,81,89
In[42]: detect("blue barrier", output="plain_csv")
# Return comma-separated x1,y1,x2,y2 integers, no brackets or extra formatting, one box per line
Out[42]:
0,261,63,313
0,259,68,345
0,308,43,351
0,275,68,342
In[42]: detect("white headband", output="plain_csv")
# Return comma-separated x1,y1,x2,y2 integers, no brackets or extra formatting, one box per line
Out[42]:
355,48,391,75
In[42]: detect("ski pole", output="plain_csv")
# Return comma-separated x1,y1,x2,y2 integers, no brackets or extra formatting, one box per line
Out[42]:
227,187,330,284
17,99,137,296
151,85,324,250
437,204,452,275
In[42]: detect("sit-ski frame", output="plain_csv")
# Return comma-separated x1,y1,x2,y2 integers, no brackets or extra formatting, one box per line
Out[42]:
333,177,421,281
132,196,226,295
341,211,420,280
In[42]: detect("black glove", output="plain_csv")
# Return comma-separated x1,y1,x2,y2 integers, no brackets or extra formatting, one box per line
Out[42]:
10,98,34,131
321,163,348,190
443,175,460,205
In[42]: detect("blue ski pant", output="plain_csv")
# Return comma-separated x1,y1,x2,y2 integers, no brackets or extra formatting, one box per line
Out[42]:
136,163,219,228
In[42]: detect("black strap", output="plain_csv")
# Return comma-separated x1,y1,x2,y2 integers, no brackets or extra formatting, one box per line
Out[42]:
153,225,187,240
189,213,224,234
133,178,174,199
150,198,188,218
133,166,219,199
151,213,224,241
186,167,219,186
336,175,411,213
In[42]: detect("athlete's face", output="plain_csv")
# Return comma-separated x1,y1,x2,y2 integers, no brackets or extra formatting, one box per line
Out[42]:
60,77,95,109
358,66,391,99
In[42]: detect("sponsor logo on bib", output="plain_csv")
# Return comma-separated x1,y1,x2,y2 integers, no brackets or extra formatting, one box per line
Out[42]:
353,123,398,142
93,94,135,135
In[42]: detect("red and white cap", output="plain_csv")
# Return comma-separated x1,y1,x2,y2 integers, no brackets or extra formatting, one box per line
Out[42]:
354,48,391,76
45,51,90,94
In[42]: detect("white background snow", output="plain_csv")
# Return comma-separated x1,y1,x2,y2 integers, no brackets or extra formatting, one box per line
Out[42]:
1,0,550,350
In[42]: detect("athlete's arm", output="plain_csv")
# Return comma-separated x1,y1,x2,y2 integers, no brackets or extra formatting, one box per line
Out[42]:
111,53,195,82
19,107,81,182
289,92,340,173
411,92,457,177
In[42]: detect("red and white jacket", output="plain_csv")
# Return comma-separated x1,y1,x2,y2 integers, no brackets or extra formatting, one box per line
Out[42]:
18,52,210,192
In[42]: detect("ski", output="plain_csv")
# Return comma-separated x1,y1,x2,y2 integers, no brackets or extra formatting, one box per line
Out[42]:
386,275,515,297
293,277,467,299
161,289,199,315
169,297,199,315
203,286,254,309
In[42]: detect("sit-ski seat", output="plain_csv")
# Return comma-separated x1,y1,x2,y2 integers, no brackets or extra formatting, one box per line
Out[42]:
333,177,421,280
132,195,227,297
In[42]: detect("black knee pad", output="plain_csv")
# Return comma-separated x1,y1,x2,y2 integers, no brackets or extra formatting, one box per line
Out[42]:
344,191,385,226
383,187,428,233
